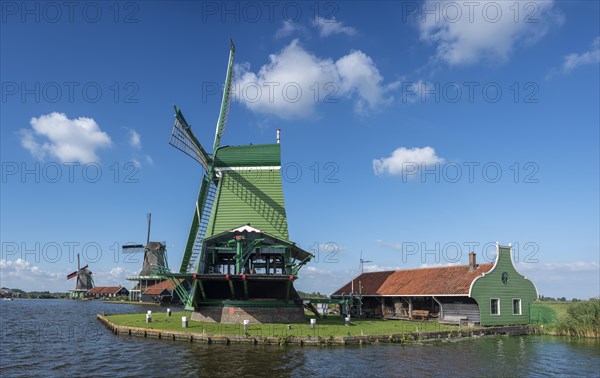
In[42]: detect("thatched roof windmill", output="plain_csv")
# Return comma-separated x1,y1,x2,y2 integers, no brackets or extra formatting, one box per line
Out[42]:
123,213,169,301
67,254,94,299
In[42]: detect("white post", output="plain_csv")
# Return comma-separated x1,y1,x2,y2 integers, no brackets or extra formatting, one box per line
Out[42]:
146,313,152,323
243,319,249,331
310,318,316,329
345,316,351,326
182,316,188,328
167,308,171,316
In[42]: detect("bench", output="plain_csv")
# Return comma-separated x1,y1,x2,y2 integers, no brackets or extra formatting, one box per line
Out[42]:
411,310,430,320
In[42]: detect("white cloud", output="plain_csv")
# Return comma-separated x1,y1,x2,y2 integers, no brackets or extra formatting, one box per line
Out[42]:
296,265,350,295
373,146,444,176
562,36,600,73
125,128,153,167
516,261,600,272
363,264,400,272
313,16,357,37
336,50,392,114
128,129,141,149
516,261,599,299
234,40,394,119
93,266,137,286
419,262,463,268
0,258,64,291
20,112,111,163
0,258,137,292
402,80,430,103
418,0,561,65
375,239,403,250
275,20,306,39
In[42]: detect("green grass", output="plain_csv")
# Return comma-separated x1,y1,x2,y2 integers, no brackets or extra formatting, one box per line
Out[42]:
106,312,459,338
540,302,572,318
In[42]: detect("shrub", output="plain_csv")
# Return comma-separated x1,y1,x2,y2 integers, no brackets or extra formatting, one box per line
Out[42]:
557,300,600,337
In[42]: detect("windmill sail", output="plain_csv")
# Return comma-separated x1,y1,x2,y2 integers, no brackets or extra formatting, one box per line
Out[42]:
169,107,210,172
213,39,235,152
122,244,145,254
179,175,216,273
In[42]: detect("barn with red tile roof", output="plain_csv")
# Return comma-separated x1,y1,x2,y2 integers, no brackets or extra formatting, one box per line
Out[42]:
141,279,186,304
86,286,129,298
331,245,538,326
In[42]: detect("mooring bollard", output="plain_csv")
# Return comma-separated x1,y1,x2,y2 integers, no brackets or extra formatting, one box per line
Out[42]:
167,308,171,317
310,318,316,329
182,316,188,328
243,319,249,332
146,313,152,323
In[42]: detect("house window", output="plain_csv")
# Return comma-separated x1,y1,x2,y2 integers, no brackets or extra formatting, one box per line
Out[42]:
513,299,522,315
491,298,500,315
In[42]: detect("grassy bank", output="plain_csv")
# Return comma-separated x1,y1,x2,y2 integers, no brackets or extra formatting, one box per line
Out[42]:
106,312,458,338
530,300,600,338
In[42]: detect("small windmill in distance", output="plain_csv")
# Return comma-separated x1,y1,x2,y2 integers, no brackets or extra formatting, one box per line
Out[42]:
123,213,169,301
66,253,94,299
359,251,373,274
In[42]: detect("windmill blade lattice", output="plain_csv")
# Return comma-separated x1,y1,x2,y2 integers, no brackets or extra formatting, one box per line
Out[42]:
212,39,235,152
169,108,210,172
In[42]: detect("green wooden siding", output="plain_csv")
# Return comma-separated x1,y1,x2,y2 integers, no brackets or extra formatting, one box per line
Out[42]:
207,168,289,241
470,246,537,326
214,144,281,167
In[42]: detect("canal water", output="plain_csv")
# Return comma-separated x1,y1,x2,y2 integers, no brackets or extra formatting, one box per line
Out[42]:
1,299,598,377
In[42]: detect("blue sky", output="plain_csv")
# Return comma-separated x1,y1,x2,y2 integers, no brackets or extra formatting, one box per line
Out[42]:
1,1,598,299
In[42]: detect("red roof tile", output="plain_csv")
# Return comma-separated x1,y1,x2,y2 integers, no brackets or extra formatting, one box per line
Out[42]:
142,279,182,295
87,286,126,295
332,264,493,297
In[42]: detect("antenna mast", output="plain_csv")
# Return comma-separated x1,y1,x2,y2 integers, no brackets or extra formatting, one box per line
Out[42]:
359,251,372,274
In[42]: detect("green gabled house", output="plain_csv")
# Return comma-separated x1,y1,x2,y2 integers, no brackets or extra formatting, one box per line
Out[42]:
470,244,538,326
332,243,538,326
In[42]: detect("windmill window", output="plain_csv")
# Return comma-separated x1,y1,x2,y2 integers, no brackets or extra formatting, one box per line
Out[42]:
490,298,500,315
512,299,522,315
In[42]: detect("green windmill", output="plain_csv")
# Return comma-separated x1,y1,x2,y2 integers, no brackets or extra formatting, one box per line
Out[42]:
164,40,313,323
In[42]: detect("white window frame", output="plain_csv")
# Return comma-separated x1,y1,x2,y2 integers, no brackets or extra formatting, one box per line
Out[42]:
490,298,500,315
512,298,522,315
